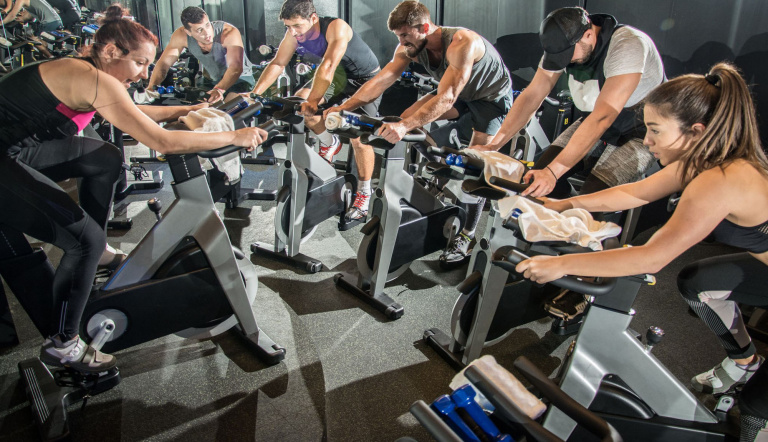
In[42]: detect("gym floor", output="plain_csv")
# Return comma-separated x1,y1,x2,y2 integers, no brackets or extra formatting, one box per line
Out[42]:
1,140,766,441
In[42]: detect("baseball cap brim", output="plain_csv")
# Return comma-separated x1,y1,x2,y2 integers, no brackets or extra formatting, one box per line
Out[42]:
541,45,575,71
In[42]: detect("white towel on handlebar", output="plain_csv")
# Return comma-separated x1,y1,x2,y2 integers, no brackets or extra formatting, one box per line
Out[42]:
179,108,243,184
133,89,160,104
499,194,621,251
463,150,526,191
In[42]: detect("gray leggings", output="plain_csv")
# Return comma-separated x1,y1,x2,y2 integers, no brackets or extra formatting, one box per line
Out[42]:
678,253,768,440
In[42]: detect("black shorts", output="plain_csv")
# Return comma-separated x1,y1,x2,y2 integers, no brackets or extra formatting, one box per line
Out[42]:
451,90,513,135
200,77,255,94
301,69,382,117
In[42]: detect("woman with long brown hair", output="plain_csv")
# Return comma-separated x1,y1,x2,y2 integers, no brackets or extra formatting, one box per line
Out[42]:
516,62,768,440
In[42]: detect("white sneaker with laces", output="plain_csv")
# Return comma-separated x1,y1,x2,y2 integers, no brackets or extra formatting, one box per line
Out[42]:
346,191,370,221
319,135,342,164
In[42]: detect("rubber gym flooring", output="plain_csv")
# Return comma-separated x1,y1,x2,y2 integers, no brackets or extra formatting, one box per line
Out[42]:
1,140,766,441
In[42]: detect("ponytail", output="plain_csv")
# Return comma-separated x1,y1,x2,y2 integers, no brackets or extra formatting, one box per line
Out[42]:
644,62,767,185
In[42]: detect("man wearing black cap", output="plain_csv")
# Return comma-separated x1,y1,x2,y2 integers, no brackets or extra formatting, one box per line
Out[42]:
472,6,664,199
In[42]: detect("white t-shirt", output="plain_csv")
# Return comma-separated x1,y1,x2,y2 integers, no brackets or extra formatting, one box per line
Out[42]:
541,26,665,112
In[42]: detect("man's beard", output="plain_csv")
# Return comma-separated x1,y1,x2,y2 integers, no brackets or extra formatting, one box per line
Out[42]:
405,38,428,57
573,40,594,65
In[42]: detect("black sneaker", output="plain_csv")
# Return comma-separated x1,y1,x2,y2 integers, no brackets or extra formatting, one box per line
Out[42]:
439,233,473,269
544,290,588,321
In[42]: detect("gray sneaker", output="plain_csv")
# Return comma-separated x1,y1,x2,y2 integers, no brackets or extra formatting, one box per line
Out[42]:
691,355,764,395
40,335,116,374
439,233,473,269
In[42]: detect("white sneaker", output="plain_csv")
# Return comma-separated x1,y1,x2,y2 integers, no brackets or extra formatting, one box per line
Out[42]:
40,335,116,373
319,135,342,164
345,191,370,221
691,355,764,395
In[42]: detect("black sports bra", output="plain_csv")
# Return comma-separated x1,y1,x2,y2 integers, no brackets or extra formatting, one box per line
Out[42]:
0,59,97,149
710,218,768,253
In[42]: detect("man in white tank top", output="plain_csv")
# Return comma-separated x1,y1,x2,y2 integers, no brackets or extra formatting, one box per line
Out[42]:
472,6,665,199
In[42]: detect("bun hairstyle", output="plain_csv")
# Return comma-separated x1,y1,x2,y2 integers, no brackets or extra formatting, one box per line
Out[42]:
644,62,768,184
99,4,131,24
85,3,158,59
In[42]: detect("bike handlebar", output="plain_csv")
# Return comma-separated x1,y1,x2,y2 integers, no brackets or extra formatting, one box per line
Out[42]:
504,249,617,296
325,111,427,142
197,120,277,158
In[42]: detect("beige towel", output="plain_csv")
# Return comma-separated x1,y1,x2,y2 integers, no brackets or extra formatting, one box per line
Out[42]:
450,355,547,419
463,150,526,192
133,89,160,104
498,194,620,251
179,108,243,184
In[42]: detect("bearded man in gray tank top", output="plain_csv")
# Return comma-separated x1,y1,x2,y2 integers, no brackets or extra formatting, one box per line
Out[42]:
324,0,514,269
148,6,255,104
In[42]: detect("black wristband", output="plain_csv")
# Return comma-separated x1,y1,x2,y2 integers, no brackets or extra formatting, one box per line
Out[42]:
545,165,558,180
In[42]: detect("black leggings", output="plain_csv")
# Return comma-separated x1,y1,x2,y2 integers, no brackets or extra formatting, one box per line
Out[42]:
677,253,768,360
0,135,122,340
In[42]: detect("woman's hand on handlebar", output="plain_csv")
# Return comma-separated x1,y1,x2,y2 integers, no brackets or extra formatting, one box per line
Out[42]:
516,255,565,284
206,87,225,104
541,197,573,213
190,102,210,112
233,127,269,151
377,121,408,144
521,168,557,197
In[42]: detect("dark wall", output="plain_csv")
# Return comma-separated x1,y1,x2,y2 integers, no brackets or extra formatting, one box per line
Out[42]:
585,0,768,147
89,0,767,144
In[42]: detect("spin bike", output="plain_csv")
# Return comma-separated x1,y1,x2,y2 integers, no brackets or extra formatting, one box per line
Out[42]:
5,101,285,442
250,96,358,273
325,111,466,319
483,200,739,441
424,174,585,370
410,356,622,442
